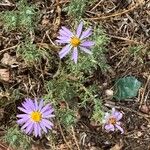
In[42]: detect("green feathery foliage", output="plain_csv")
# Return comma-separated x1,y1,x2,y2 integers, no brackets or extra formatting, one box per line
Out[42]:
17,41,42,65
4,126,31,150
64,0,96,19
1,0,38,31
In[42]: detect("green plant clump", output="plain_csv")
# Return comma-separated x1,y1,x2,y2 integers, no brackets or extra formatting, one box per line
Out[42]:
64,0,95,19
4,126,31,150
17,41,42,65
1,0,38,31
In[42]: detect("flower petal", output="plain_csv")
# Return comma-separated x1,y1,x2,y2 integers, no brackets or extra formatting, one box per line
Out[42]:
102,112,111,124
56,39,70,44
80,46,92,54
72,47,78,63
105,124,115,131
42,109,54,116
21,120,32,130
24,99,35,110
37,124,42,137
38,99,44,111
22,103,32,111
114,112,123,121
18,107,30,114
111,108,123,121
40,121,48,133
59,44,72,59
76,22,83,37
41,104,51,113
80,41,95,47
80,28,92,40
57,36,70,41
115,124,124,134
17,117,29,125
61,26,73,37
34,99,38,111
59,29,72,38
42,119,53,129
25,122,34,134
34,123,38,137
17,114,29,118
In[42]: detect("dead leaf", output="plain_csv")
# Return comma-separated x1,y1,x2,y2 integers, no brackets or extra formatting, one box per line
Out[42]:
140,104,150,114
1,53,17,66
110,142,123,150
41,15,50,26
0,69,10,81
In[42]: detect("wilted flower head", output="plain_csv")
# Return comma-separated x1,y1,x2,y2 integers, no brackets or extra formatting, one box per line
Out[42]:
56,22,94,63
103,108,124,134
17,98,55,137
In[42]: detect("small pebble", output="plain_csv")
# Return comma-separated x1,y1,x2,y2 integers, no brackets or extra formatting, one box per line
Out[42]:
105,89,114,97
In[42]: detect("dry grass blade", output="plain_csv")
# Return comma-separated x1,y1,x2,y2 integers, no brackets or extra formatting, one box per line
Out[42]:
0,141,14,150
86,0,146,20
57,121,73,150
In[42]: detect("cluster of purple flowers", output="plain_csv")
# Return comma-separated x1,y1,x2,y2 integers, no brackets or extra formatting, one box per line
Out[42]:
16,23,124,137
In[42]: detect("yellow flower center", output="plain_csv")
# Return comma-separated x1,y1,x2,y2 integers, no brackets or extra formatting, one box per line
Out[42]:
70,37,81,47
108,117,116,125
30,111,42,122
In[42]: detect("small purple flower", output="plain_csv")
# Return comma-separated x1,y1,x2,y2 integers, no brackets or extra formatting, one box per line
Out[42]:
17,98,55,137
56,22,94,63
103,108,124,134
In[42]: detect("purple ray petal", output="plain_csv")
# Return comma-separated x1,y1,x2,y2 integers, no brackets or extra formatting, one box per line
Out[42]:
36,124,41,137
42,109,54,116
111,108,123,121
61,26,73,37
22,103,32,111
105,124,115,131
59,29,72,38
34,123,38,137
80,41,95,47
72,47,78,63
59,44,72,59
43,114,55,119
76,22,83,37
18,107,30,114
80,28,92,40
34,99,38,111
113,112,123,121
80,46,92,54
42,119,53,129
40,121,48,133
41,104,51,113
17,114,29,118
57,36,70,41
56,39,70,44
25,122,34,134
38,99,44,111
17,117,29,125
21,120,32,130
115,124,124,134
24,99,35,110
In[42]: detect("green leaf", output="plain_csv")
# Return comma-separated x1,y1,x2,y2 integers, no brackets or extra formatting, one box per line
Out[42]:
114,76,142,100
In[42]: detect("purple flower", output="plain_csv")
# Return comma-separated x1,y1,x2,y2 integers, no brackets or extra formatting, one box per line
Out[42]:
17,98,55,137
56,22,94,63
103,108,124,134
